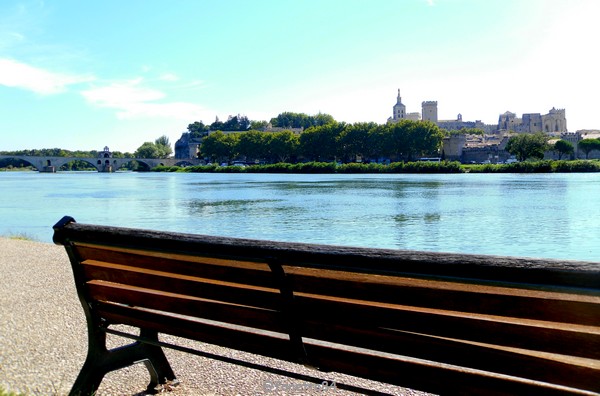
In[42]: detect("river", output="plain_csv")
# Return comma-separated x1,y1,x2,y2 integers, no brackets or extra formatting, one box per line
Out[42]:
1,171,599,261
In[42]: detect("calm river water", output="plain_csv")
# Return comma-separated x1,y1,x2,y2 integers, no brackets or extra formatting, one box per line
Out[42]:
1,171,599,261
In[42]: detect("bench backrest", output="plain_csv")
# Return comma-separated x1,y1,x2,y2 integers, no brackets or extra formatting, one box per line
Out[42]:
53,216,600,395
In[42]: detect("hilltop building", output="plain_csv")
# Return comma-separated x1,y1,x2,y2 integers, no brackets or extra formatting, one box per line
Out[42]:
387,89,420,122
386,90,576,162
497,108,567,133
387,90,495,132
387,89,565,135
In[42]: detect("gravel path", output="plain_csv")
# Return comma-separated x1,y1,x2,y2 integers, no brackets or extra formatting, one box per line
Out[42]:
0,238,432,396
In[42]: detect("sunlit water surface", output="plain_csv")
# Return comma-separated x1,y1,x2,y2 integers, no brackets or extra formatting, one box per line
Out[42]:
1,171,599,261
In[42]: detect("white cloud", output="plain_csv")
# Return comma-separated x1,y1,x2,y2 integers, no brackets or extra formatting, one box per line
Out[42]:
159,72,179,82
82,79,164,107
82,78,211,121
0,58,93,94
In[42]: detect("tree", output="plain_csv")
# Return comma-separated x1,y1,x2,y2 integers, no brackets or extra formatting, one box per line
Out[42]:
367,124,392,160
237,130,267,162
250,120,269,130
553,139,574,160
154,135,173,158
299,123,345,161
339,122,376,162
505,133,549,161
188,121,209,139
267,131,299,163
199,131,239,163
577,138,600,159
134,142,161,158
210,116,224,131
270,112,336,129
221,114,251,131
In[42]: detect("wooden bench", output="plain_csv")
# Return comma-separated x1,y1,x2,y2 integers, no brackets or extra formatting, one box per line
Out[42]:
52,216,600,396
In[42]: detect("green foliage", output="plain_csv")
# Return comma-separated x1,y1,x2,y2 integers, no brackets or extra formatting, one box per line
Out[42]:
134,142,161,158
250,120,269,130
133,138,173,159
267,131,299,163
505,133,549,161
552,159,600,172
187,121,209,139
4,232,38,241
553,139,574,160
0,386,27,396
199,131,240,162
210,114,251,131
154,135,173,158
577,138,600,159
194,120,444,165
339,122,377,162
300,123,345,161
269,111,335,129
237,130,268,162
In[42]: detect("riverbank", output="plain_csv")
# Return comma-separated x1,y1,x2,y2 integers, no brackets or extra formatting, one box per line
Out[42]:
152,159,600,174
0,238,428,396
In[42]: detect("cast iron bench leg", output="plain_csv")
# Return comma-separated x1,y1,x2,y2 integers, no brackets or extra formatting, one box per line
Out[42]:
69,327,177,395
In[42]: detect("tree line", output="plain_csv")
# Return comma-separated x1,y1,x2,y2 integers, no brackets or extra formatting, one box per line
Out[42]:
197,119,445,164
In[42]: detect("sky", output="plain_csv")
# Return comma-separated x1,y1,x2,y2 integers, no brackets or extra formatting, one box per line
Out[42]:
1,0,599,153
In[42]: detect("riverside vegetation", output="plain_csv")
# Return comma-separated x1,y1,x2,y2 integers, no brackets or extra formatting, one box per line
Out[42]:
152,159,600,174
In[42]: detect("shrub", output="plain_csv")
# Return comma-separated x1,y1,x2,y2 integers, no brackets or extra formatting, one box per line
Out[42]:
552,160,600,172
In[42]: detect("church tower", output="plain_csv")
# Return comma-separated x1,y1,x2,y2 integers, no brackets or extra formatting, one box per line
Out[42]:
422,101,438,123
392,89,406,121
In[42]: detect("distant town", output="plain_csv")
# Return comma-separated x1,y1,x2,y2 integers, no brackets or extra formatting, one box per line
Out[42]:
174,89,600,164
385,89,599,163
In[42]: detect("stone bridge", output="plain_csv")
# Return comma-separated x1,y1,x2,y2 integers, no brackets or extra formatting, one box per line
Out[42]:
0,155,202,172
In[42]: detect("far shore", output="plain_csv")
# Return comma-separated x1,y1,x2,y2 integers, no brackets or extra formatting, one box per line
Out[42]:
3,158,600,174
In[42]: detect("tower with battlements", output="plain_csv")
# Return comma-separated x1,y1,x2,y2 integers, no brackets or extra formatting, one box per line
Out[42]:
422,101,438,123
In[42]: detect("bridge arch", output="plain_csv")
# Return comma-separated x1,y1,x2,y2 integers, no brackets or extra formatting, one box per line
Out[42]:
0,156,38,170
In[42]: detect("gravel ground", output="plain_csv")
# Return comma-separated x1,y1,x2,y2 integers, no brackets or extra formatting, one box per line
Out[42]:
0,238,433,396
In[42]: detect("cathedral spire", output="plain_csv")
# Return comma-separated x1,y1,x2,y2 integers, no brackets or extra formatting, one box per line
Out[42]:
397,88,401,103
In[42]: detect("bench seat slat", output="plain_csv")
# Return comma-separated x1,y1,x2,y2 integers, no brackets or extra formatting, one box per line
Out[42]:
95,302,299,363
75,243,276,288
302,342,597,396
82,260,282,310
95,303,596,395
294,293,600,360
300,321,600,391
87,280,287,334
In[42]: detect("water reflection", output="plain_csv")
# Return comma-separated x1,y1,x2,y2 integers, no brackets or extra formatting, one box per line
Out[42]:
1,172,599,261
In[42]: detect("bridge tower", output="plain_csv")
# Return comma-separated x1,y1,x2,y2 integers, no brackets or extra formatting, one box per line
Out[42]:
98,146,113,172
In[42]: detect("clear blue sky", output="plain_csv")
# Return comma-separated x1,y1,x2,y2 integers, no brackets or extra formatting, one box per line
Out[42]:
1,0,598,153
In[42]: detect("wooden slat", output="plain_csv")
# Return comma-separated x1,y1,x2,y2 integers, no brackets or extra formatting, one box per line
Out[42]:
82,260,282,310
55,220,600,289
95,301,300,364
293,294,600,360
74,243,276,288
285,266,600,326
302,342,597,396
299,320,600,392
95,304,598,395
87,280,286,333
